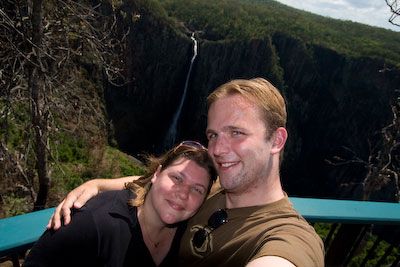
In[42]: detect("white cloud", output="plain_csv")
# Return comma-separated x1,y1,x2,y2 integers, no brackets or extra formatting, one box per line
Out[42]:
275,0,400,32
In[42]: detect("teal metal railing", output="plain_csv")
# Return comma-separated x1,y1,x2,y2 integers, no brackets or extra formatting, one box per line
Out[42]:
291,198,400,267
1,198,399,266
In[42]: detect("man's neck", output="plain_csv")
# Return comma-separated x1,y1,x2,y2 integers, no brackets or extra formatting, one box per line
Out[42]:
224,176,285,209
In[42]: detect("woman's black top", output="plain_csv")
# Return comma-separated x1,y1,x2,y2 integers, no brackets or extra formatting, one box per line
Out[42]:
23,190,185,267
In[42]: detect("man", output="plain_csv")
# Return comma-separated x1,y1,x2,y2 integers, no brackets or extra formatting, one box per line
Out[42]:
49,78,324,266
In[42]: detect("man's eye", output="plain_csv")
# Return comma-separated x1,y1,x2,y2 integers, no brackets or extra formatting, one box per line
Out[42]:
232,130,243,136
207,133,217,140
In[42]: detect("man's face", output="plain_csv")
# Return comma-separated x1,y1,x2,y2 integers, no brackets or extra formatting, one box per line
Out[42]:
206,94,275,194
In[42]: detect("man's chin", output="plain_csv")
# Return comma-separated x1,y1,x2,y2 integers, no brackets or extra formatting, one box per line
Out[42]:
219,177,236,191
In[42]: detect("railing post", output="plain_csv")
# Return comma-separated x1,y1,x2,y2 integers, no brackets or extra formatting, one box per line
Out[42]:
360,236,382,266
325,224,368,266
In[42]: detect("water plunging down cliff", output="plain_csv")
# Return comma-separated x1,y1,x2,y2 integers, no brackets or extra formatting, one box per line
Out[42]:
163,33,198,150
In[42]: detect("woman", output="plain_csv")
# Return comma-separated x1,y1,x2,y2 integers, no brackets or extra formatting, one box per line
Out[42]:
23,141,217,267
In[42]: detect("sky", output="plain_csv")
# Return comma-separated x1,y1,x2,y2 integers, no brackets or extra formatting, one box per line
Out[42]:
275,0,400,32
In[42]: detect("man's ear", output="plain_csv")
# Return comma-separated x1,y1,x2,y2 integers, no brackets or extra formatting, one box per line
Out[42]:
271,127,287,154
151,165,162,183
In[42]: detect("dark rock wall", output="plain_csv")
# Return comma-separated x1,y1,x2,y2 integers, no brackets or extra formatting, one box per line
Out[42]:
273,33,400,198
105,2,194,154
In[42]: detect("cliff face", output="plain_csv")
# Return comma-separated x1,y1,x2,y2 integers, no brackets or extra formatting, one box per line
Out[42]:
105,3,400,199
272,33,400,199
105,2,194,154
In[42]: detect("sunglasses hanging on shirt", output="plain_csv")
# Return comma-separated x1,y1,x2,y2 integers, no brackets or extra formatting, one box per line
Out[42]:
192,209,228,248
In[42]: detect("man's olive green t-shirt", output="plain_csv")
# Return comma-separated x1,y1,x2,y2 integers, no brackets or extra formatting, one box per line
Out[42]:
179,191,324,267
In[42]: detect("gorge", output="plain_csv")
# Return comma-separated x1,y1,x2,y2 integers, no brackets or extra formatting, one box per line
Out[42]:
103,0,400,200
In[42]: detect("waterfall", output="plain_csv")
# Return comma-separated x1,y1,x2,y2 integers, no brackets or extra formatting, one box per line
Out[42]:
163,33,198,150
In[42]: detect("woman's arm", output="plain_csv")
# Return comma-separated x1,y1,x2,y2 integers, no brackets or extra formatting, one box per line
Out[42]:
47,176,137,230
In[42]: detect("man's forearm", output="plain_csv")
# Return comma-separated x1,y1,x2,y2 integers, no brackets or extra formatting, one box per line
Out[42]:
97,176,139,192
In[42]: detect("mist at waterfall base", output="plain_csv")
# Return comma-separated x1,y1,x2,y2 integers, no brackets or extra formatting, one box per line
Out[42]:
162,33,198,152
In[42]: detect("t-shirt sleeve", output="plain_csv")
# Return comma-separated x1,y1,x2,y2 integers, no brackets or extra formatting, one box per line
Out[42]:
251,225,325,267
23,209,99,267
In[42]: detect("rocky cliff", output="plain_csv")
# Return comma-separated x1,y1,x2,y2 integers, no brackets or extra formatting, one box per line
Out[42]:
104,1,400,199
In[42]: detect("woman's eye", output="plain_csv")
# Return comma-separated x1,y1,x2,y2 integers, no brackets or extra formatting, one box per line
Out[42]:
191,187,205,195
172,175,182,183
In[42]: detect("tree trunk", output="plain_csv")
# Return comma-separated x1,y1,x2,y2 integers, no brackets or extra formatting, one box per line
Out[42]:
29,0,49,211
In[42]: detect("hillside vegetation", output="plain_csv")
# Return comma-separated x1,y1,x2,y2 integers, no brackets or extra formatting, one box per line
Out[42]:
158,0,400,66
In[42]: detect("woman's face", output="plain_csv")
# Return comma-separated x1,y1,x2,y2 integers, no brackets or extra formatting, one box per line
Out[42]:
149,158,211,225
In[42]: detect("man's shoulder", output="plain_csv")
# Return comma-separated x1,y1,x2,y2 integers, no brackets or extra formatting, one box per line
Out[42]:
250,202,325,267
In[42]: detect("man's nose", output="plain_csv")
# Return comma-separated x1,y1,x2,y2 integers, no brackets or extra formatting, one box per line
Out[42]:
212,135,229,156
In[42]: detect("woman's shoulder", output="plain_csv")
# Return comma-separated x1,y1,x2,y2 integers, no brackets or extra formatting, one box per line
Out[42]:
81,189,137,227
83,189,134,210
101,189,134,201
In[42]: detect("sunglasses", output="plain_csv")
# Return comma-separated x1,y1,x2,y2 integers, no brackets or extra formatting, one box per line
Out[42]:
173,140,207,153
192,209,228,248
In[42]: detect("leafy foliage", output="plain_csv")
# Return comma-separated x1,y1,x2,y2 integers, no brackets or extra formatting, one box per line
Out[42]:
54,133,89,163
157,0,400,66
314,223,400,266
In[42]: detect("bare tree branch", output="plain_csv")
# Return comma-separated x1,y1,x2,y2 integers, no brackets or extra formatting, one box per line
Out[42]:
386,0,400,26
326,96,400,201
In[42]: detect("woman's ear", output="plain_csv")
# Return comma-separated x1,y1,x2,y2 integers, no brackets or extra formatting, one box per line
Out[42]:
151,165,162,183
271,127,288,154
